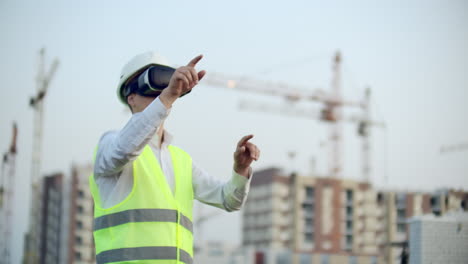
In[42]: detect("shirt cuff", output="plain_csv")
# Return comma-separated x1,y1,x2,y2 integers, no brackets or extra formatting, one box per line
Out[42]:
231,168,252,189
141,97,171,124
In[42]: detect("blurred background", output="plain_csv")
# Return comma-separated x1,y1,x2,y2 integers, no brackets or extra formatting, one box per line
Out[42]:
0,0,467,263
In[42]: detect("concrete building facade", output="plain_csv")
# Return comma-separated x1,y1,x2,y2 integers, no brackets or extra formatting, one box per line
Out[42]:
408,212,468,264
194,241,251,264
38,173,63,264
66,164,95,264
242,167,468,264
22,164,96,264
243,168,381,263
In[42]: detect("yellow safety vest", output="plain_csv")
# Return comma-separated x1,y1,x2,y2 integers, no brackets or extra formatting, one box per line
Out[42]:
89,145,194,264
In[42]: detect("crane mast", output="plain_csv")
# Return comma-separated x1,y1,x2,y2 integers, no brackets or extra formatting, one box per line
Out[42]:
24,48,59,264
203,52,383,181
328,52,343,178
0,123,17,264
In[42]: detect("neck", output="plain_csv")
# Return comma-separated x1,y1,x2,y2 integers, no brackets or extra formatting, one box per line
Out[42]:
156,122,165,148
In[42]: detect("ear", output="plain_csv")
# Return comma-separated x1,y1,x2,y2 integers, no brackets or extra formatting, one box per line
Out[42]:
127,93,135,107
126,93,136,113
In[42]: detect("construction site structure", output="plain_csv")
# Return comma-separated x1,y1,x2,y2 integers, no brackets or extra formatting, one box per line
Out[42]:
20,163,96,264
203,51,384,182
24,48,59,264
66,164,96,264
439,141,468,154
242,167,468,264
408,211,468,263
0,122,18,264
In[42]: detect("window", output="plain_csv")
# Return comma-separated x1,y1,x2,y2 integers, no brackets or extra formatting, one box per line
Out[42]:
75,251,82,260
78,190,85,198
209,249,224,257
304,233,314,242
76,221,83,230
276,251,292,264
305,187,314,200
77,205,84,213
346,220,353,233
396,194,406,208
345,235,353,250
346,190,353,202
346,206,353,216
397,208,406,220
303,204,314,219
397,223,406,233
377,192,384,204
300,253,312,264
321,254,330,264
76,236,83,245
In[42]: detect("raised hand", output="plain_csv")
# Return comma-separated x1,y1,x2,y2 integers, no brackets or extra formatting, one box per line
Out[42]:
159,55,206,108
233,135,260,178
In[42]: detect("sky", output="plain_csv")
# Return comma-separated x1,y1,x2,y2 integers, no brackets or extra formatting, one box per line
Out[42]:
1,0,467,263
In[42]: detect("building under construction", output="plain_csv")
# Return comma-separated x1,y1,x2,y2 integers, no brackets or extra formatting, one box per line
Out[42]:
66,164,95,264
21,164,95,264
13,49,467,264
242,167,468,264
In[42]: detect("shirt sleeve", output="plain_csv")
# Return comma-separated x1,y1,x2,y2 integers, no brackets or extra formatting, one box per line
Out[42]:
192,160,252,212
94,97,170,178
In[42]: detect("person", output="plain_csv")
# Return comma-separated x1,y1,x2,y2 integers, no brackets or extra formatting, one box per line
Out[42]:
89,51,260,264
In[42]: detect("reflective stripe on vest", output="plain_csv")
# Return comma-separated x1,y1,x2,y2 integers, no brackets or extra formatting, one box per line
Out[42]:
93,208,193,233
90,145,194,264
96,247,193,264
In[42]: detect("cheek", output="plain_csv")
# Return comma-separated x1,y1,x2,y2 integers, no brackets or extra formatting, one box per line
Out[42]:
133,95,157,112
138,97,156,110
144,97,156,106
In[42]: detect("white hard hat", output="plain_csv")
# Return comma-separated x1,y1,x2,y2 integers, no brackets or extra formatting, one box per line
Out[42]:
117,51,170,104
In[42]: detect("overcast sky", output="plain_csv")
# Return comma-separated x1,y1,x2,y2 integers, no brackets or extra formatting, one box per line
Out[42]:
1,0,467,262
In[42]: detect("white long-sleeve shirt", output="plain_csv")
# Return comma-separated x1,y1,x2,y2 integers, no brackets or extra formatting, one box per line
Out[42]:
93,97,251,211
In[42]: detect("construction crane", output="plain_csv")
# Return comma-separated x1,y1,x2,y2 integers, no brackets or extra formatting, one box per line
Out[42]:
439,142,468,154
352,88,386,182
238,89,384,181
0,122,18,264
24,48,59,264
203,51,384,181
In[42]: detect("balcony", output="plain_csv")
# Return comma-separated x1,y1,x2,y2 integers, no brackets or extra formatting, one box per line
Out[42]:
343,235,353,251
304,211,314,219
344,199,354,207
345,229,353,236
304,225,314,234
303,197,314,205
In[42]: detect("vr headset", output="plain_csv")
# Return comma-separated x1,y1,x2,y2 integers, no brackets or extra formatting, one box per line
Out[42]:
122,64,191,99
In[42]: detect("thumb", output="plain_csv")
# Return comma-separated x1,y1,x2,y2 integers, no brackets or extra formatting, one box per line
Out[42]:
238,146,246,154
198,70,206,81
235,146,246,158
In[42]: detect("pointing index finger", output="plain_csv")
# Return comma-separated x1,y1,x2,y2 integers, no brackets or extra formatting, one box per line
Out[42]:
238,134,254,147
187,54,203,67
